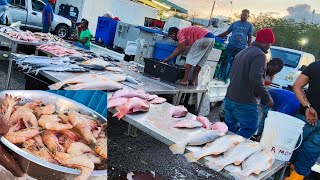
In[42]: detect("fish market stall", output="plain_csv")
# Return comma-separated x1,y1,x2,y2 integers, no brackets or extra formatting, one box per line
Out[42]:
106,90,287,180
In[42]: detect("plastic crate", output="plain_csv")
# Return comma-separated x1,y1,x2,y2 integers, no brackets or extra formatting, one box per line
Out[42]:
95,17,118,47
154,43,177,63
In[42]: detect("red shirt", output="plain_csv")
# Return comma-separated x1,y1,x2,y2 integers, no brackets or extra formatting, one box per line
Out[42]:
177,26,209,46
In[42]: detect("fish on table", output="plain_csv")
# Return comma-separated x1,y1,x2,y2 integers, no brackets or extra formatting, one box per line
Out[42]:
184,135,245,162
170,106,188,118
169,130,223,154
113,97,150,119
173,119,203,129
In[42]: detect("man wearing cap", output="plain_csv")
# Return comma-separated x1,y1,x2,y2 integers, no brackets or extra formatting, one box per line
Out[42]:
42,0,55,33
223,28,275,139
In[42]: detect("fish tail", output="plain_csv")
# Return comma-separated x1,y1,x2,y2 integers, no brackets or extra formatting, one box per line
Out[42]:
48,82,65,90
113,106,128,119
184,152,198,162
169,143,187,154
206,160,225,172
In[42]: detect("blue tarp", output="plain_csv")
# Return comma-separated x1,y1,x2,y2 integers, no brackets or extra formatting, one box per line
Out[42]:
47,90,107,117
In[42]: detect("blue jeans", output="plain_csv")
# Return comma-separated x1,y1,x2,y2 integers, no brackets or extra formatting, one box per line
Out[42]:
224,98,259,139
257,105,271,135
75,42,90,50
290,114,320,176
42,23,50,33
225,47,242,77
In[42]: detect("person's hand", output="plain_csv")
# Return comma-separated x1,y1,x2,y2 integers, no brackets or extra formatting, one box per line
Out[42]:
266,97,274,108
305,107,318,126
163,58,169,63
49,25,53,32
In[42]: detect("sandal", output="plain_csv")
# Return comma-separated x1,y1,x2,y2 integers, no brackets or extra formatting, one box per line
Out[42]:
175,80,189,86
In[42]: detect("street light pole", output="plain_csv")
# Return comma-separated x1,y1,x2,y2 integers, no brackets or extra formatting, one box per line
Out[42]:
208,0,216,26
229,1,233,20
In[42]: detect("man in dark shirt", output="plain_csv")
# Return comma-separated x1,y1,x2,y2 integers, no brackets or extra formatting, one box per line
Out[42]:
287,61,320,180
223,28,275,139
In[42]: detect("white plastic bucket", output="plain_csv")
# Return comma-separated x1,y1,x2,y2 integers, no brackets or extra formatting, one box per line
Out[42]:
260,111,305,161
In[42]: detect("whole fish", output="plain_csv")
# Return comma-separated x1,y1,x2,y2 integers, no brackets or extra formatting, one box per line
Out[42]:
169,130,223,154
184,135,245,162
150,97,167,104
108,98,128,109
173,119,203,129
211,122,228,134
48,74,123,91
147,94,158,101
196,116,212,130
230,151,275,180
113,97,150,119
111,89,149,100
106,66,123,72
126,75,143,85
206,142,262,171
81,58,110,67
63,79,123,91
170,106,188,118
107,74,127,82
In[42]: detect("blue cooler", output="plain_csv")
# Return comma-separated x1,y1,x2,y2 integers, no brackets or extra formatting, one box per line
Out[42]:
154,43,177,63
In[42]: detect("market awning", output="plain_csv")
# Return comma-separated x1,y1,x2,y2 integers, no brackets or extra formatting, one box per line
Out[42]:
137,0,188,14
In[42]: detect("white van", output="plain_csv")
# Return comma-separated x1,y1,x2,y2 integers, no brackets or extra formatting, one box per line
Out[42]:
267,46,315,90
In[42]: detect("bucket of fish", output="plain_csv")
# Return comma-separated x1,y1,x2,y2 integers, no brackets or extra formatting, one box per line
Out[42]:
260,111,305,161
0,91,107,179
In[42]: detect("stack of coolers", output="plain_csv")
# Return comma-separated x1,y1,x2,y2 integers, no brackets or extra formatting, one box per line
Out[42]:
95,17,118,47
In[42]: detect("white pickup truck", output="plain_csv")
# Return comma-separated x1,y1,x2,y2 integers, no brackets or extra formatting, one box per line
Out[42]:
5,0,72,39
267,46,315,90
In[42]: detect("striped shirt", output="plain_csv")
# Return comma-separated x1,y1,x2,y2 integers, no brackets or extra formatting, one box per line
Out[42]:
177,26,209,46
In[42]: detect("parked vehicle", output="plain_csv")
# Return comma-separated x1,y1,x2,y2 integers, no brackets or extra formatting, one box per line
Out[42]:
6,0,72,39
267,46,315,90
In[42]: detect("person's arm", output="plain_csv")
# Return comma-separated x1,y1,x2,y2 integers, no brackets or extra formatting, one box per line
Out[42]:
217,30,231,38
47,12,52,30
249,55,273,107
293,74,318,125
247,34,252,46
163,42,185,63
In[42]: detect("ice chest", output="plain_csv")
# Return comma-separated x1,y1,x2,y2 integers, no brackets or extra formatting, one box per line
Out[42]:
154,43,177,63
144,58,185,82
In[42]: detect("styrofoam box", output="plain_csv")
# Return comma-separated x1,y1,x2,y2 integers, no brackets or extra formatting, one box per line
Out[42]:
207,48,222,62
208,80,229,103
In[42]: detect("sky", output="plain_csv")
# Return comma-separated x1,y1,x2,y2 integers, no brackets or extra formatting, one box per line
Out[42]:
169,0,320,23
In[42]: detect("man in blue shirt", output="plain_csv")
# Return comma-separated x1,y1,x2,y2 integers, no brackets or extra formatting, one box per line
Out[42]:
0,0,9,25
42,0,55,33
217,9,254,80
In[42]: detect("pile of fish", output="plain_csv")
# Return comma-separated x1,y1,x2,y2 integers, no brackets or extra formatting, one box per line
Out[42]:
0,94,107,180
49,74,125,91
4,29,69,46
38,44,87,57
108,89,167,119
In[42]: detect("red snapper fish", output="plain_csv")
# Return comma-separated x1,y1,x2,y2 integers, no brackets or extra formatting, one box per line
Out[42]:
113,97,150,119
170,106,188,118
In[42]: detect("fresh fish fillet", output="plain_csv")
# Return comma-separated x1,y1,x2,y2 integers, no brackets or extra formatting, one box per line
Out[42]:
184,135,245,162
169,130,223,154
230,151,274,180
111,89,149,100
206,142,262,171
113,97,150,119
150,97,166,104
173,119,203,129
211,122,228,134
63,79,123,91
170,106,188,118
106,66,123,72
196,115,212,130
108,98,128,108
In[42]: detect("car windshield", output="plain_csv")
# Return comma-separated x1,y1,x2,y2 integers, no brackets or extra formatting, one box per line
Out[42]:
270,48,301,68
